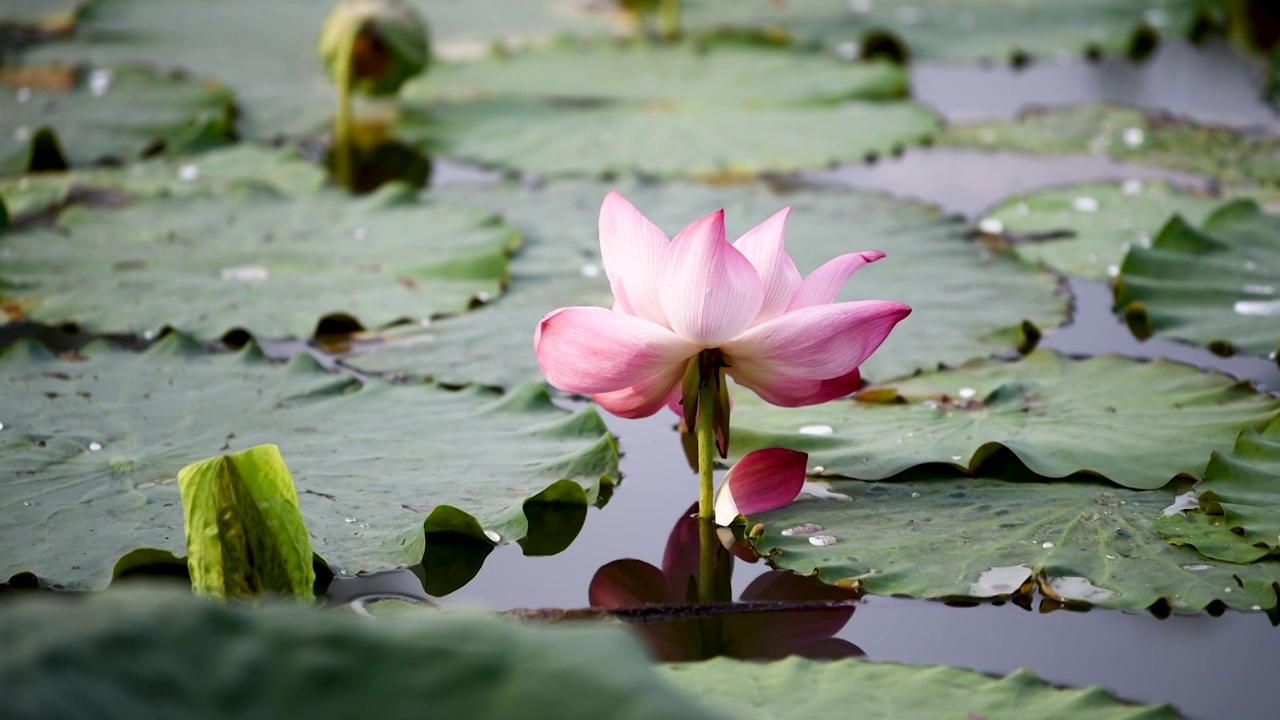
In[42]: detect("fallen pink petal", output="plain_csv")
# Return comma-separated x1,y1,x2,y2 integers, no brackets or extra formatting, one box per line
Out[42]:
713,447,809,526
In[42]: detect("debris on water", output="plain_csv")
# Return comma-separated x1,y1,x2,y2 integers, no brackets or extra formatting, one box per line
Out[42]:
1048,576,1117,602
808,534,838,546
484,530,501,543
977,218,1004,234
1182,564,1210,571
1161,491,1199,516
798,424,834,436
780,523,823,536
1233,300,1280,316
970,565,1031,597
88,68,113,96
178,164,200,182
1121,127,1145,148
221,265,269,282
579,263,601,278
88,442,103,452
957,387,977,399
1072,196,1099,213
1122,179,1143,195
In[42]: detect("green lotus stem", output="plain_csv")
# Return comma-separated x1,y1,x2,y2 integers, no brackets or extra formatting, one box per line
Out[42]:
696,367,716,603
332,22,359,190
658,0,680,39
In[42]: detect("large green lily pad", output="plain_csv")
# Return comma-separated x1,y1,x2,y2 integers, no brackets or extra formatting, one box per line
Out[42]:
944,105,1280,187
730,350,1280,490
397,40,939,177
750,464,1280,614
978,180,1224,279
0,65,234,173
1191,419,1280,553
344,181,1066,387
666,656,1182,720
0,588,717,720
0,144,325,221
17,0,621,139
679,0,1208,63
1117,199,1280,361
0,335,618,590
0,587,1185,720
0,182,521,338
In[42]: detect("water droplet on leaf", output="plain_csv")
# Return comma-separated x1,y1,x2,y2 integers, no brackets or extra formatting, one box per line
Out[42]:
808,534,838,546
88,68,113,96
484,530,501,543
977,218,1004,234
88,442,103,452
1072,196,1099,213
221,265,269,282
1121,127,1145,148
798,424,834,436
780,523,823,536
178,164,200,182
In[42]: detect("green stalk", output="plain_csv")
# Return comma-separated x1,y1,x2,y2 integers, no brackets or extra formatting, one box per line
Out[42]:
696,365,716,603
658,0,681,40
332,23,359,190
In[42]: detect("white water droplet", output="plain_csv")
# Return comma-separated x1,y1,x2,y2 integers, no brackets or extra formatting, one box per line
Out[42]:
977,218,1004,235
475,291,492,303
1121,127,1145,148
1137,231,1152,248
353,226,368,241
344,517,357,523
14,125,32,142
1224,587,1233,593
1041,541,1055,549
910,492,920,498
15,87,31,103
1121,179,1143,195
811,465,825,474
88,68,113,96
88,442,103,452
221,265,269,282
1182,564,1210,571
951,455,963,462
1105,554,1116,560
1073,196,1099,213
957,387,976,399
1252,605,1263,611
1107,264,1119,278
579,263,601,278
808,534,838,547
142,329,157,341
0,421,4,430
970,565,1031,597
484,530,501,543
1234,300,1280,317
780,523,823,537
178,164,200,182
834,41,859,61
798,424,834,436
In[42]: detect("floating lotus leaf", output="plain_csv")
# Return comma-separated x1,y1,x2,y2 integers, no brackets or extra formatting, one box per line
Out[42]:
0,65,234,173
18,0,616,139
0,145,325,220
397,41,939,177
0,587,1185,720
749,464,1280,614
0,182,521,338
1117,200,1280,361
0,588,715,720
0,335,618,589
730,351,1280,490
344,181,1066,386
666,656,1183,720
678,0,1206,63
944,105,1280,187
1176,418,1280,556
979,180,1223,279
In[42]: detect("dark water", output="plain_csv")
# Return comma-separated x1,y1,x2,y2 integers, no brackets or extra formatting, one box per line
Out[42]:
337,40,1280,720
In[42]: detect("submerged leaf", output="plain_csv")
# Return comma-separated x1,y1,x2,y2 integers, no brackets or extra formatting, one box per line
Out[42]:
730,351,1280,490
178,444,315,602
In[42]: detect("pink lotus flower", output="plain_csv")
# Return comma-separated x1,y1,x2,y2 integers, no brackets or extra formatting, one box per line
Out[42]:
534,191,911,420
713,447,808,527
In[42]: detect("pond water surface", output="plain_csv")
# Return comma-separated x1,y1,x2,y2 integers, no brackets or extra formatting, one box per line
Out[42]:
328,40,1280,720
